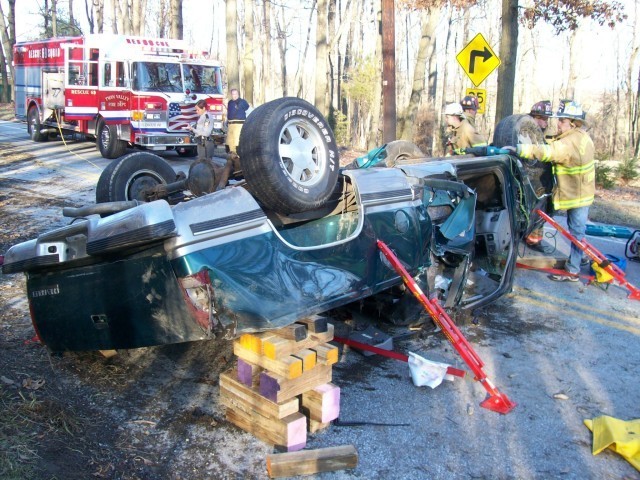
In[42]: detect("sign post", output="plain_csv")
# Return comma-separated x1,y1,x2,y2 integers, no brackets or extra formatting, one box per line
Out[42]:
456,33,501,87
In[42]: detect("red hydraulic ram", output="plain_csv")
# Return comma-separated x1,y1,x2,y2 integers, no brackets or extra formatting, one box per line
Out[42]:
377,239,516,414
535,209,640,301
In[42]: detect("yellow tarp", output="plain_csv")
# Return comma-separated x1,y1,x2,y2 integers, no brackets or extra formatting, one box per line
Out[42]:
584,415,640,471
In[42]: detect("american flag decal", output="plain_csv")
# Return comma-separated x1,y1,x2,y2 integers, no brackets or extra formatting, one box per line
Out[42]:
168,103,198,132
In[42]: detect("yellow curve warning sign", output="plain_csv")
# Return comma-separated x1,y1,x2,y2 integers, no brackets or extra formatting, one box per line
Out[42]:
456,33,501,87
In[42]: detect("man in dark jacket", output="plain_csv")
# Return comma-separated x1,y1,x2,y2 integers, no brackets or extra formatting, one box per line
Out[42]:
226,88,250,153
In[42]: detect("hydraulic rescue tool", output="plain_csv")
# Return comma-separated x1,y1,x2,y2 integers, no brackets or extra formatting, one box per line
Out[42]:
377,240,516,415
535,209,640,300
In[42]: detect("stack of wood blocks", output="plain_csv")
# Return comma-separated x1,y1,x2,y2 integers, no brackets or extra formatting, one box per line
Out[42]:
220,317,341,452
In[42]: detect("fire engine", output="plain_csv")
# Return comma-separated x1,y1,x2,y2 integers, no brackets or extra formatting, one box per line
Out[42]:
13,34,226,159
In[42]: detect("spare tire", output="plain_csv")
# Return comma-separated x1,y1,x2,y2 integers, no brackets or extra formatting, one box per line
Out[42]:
493,114,544,148
383,140,425,167
237,97,339,215
96,152,177,203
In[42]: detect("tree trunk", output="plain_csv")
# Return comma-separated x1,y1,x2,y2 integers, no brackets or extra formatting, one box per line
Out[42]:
261,0,272,103
494,0,518,129
84,0,95,33
315,0,328,113
111,0,118,33
328,0,336,118
566,30,578,99
226,0,240,90
0,43,9,102
367,1,382,149
433,8,454,155
0,0,15,99
243,0,254,104
95,0,104,33
276,5,287,97
69,0,75,29
293,0,316,98
170,0,183,39
52,0,57,36
159,0,167,37
399,8,439,141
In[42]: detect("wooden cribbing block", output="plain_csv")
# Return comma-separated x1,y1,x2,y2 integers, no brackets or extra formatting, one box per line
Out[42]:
311,343,338,366
226,408,306,452
301,383,340,423
237,358,262,386
273,324,308,341
233,341,302,380
260,364,332,403
219,369,299,419
295,316,328,333
238,332,276,354
263,324,335,360
308,418,331,434
292,348,317,372
266,445,358,478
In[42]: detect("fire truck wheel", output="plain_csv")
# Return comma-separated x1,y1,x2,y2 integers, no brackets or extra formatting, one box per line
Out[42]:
96,152,177,203
493,114,544,149
97,120,129,159
27,106,47,142
237,97,339,215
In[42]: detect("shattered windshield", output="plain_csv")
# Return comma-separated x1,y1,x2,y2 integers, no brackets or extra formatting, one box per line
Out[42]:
182,64,223,94
132,62,182,92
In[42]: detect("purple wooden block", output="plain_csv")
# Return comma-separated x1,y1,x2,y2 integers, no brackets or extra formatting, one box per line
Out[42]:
259,371,280,402
237,358,253,387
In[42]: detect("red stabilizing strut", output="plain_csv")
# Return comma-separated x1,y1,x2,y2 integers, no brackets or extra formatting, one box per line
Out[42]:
332,335,466,378
535,209,640,300
377,240,516,414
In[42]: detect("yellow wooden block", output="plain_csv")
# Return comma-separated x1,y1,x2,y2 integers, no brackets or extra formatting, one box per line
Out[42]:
234,341,303,379
292,348,317,372
312,343,338,366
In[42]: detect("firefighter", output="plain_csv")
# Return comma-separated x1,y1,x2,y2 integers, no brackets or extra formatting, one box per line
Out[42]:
444,102,486,155
507,100,595,282
460,95,479,128
189,100,215,161
525,100,556,253
225,88,250,154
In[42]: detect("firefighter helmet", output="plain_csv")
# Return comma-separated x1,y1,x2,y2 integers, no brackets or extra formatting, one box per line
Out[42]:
460,95,479,111
444,102,464,117
529,100,552,118
554,99,586,123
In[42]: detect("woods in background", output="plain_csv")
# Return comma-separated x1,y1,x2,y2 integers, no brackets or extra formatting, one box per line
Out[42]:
1,0,638,159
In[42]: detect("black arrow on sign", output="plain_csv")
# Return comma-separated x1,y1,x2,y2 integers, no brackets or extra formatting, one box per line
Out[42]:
469,47,493,74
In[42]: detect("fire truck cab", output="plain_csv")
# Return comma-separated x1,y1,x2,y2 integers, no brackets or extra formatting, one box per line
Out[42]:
13,34,225,159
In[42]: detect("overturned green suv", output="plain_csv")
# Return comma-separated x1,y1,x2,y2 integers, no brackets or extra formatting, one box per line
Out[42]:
1,98,549,352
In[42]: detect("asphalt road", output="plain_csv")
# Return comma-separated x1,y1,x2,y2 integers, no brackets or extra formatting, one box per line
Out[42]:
1,118,639,479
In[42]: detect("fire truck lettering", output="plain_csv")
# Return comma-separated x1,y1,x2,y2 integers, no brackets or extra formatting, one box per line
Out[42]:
105,94,129,102
71,89,91,95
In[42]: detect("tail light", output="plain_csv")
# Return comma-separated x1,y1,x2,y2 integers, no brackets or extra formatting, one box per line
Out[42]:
178,270,215,332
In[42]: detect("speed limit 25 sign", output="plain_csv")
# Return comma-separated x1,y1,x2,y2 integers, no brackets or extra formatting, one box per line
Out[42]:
465,88,486,114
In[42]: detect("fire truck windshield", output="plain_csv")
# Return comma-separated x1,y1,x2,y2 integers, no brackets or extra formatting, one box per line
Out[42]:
182,64,223,95
132,61,182,93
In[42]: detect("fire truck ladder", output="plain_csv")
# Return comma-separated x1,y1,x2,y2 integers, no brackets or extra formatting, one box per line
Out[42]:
535,209,640,300
377,240,516,414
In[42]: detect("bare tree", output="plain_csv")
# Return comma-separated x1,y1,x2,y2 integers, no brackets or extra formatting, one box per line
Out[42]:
261,0,272,102
315,0,328,113
399,8,440,141
494,0,518,126
0,0,15,102
132,0,148,36
226,0,240,90
275,4,288,97
243,0,254,103
170,0,183,39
